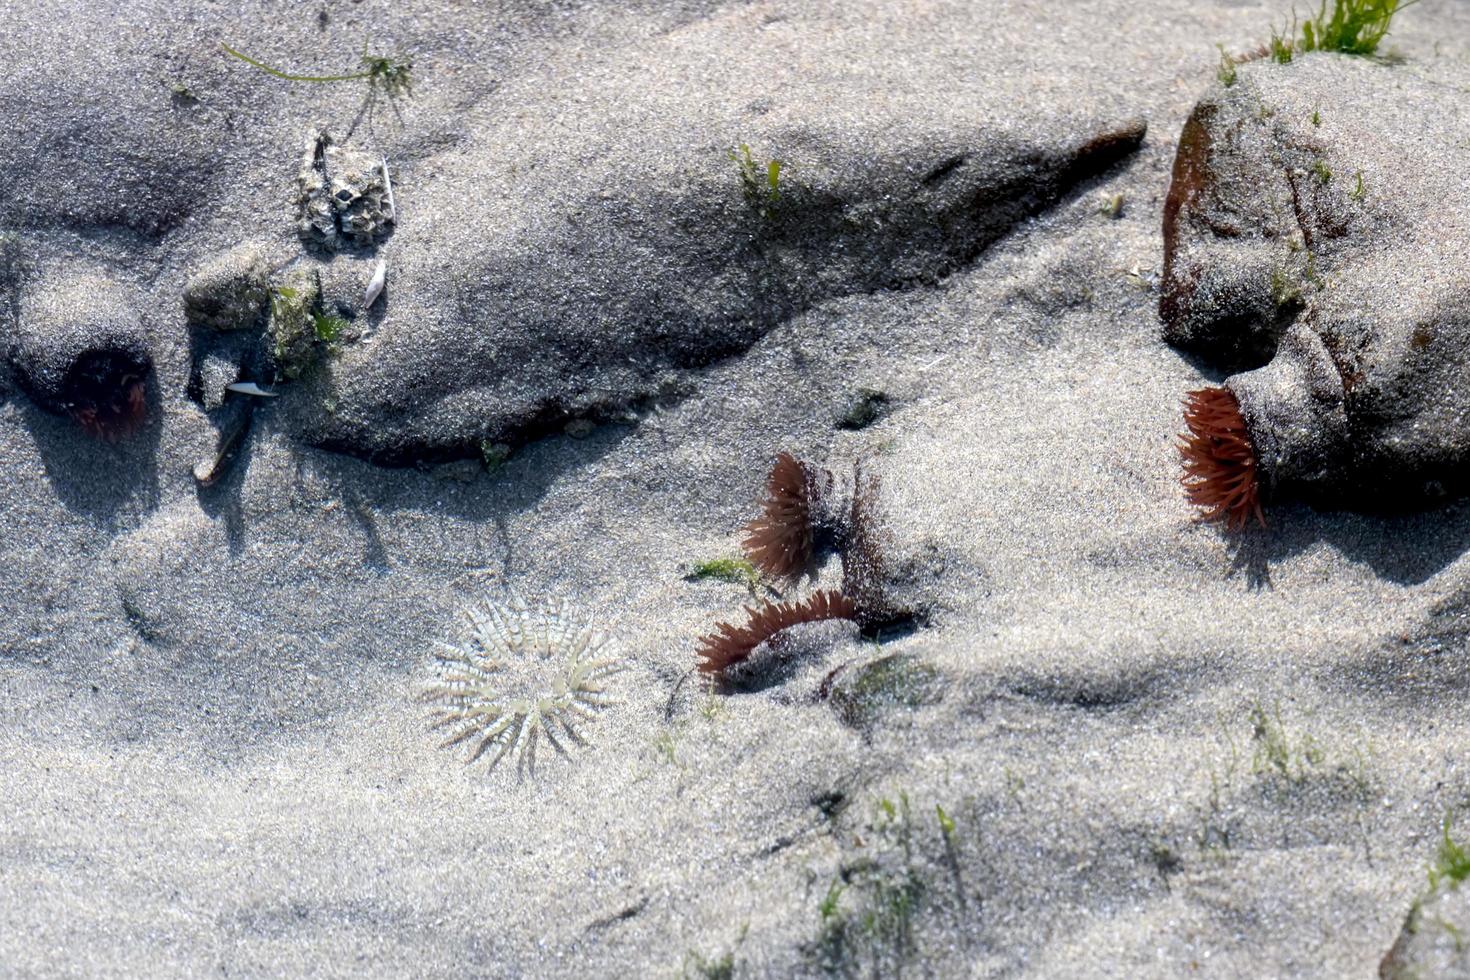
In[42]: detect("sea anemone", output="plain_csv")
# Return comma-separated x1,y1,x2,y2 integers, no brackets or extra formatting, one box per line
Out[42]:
742,451,851,580
65,350,149,440
421,594,623,776
742,451,819,579
695,589,858,676
1179,386,1265,529
840,461,896,629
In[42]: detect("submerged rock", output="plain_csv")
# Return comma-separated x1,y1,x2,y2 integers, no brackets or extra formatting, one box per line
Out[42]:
278,43,1145,464
1163,54,1470,506
826,652,945,731
9,272,151,439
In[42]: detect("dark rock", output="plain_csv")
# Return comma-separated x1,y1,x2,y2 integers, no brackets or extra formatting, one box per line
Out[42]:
837,388,890,430
1161,54,1470,502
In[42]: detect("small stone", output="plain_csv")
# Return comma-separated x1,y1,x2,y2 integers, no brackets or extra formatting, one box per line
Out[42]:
480,441,513,472
195,351,240,411
183,244,273,331
837,388,889,430
827,653,945,731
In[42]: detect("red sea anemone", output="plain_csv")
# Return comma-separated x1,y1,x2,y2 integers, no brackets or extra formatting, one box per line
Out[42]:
1179,386,1265,529
742,451,822,580
695,590,858,676
65,350,149,441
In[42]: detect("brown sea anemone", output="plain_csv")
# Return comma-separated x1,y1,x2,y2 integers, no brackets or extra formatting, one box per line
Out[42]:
742,451,827,580
695,589,858,676
65,350,149,441
1179,386,1265,529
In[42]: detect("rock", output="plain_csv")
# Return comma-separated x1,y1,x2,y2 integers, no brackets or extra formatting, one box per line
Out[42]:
1380,880,1470,979
1160,54,1470,503
266,266,323,381
295,132,395,252
9,272,151,438
826,652,945,731
183,244,274,332
278,48,1145,463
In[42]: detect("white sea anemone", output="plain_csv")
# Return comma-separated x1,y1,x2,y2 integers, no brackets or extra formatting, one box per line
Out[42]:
422,594,622,776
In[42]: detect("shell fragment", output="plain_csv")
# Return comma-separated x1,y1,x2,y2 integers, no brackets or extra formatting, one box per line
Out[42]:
364,258,387,310
225,382,278,397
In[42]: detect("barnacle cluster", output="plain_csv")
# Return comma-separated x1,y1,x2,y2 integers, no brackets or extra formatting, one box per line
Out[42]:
422,594,622,776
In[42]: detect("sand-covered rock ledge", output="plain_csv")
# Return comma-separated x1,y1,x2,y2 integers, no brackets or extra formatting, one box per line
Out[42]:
4,1,1470,976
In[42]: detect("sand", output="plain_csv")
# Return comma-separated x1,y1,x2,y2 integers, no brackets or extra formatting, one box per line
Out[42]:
4,0,1470,976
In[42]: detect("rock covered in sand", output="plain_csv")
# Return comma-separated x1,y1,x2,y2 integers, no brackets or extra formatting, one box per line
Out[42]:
8,271,151,437
1162,53,1470,503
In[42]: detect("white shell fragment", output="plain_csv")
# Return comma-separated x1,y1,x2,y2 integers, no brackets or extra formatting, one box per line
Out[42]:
381,157,396,220
225,382,279,398
364,258,387,311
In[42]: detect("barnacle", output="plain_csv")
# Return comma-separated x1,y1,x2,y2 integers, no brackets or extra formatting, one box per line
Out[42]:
695,589,858,676
1179,386,1265,529
421,594,622,776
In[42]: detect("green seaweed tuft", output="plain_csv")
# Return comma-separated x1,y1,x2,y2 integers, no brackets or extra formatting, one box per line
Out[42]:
731,143,783,216
1260,0,1419,63
312,311,349,342
1430,817,1470,893
688,556,762,593
1217,44,1239,86
1350,170,1366,201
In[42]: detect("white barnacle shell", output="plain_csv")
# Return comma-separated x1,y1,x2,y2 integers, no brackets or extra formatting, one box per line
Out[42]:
381,157,396,220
